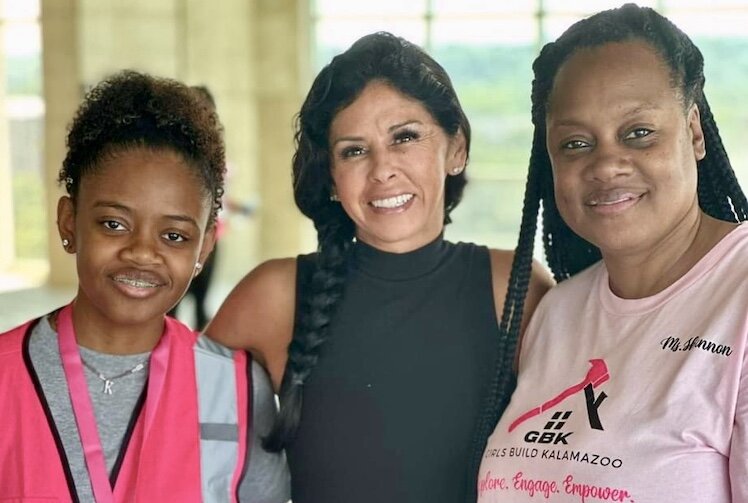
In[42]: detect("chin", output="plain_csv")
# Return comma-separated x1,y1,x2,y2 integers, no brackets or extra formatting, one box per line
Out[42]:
105,301,170,327
592,232,648,256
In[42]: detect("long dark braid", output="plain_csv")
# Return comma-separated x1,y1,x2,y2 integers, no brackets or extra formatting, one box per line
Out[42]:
697,96,748,221
264,207,354,451
264,32,472,452
472,3,748,496
463,127,541,499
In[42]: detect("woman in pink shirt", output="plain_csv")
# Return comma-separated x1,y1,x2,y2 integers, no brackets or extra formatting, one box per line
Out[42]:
479,4,748,502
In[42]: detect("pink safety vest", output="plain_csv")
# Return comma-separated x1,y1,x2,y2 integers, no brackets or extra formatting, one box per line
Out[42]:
0,313,250,502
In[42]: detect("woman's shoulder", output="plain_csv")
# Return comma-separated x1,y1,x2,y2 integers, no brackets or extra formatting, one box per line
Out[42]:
485,247,555,334
446,242,554,295
0,311,57,352
443,240,509,270
205,257,298,369
216,258,298,322
0,318,38,354
486,246,513,269
533,261,602,316
484,247,554,290
250,256,299,284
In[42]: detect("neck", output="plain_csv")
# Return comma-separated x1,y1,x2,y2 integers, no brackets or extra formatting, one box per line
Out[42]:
603,212,736,299
54,301,165,355
355,229,444,255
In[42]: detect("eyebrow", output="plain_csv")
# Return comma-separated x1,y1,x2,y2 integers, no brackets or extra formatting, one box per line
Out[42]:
93,201,131,213
622,103,663,117
388,119,423,132
551,103,663,128
93,201,199,227
330,120,424,146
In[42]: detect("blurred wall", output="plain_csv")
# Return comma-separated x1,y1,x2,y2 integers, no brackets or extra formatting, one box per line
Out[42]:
40,0,310,289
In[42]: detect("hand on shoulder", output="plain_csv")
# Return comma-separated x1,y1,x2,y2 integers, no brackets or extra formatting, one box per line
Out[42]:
204,257,296,391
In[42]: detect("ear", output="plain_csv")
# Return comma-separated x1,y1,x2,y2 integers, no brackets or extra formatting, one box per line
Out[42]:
57,196,76,253
688,104,706,161
445,128,468,176
196,224,217,275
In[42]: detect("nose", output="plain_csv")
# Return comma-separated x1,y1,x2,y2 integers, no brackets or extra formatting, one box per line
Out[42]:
586,142,632,183
369,148,398,183
121,230,161,265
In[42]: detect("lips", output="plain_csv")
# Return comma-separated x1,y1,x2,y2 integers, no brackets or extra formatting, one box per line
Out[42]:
585,188,645,207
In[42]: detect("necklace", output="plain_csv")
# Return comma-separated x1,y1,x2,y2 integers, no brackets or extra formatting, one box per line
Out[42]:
80,356,148,395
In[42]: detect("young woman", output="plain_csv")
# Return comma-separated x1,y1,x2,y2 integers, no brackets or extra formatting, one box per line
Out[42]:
478,5,748,502
0,71,288,502
207,32,552,502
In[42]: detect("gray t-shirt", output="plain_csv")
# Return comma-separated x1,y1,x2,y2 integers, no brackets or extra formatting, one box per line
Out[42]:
28,316,289,502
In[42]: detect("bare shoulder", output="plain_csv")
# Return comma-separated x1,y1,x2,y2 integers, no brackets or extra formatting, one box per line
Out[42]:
486,248,515,309
205,257,297,389
487,248,554,372
487,248,554,333
523,259,554,334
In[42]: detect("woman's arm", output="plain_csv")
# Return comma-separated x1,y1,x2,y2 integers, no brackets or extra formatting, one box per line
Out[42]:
205,258,296,392
488,249,554,371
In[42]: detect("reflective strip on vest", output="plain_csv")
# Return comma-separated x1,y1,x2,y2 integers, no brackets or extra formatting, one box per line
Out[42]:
194,334,240,502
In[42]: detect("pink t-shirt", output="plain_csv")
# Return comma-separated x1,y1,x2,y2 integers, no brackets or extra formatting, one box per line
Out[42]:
479,224,748,503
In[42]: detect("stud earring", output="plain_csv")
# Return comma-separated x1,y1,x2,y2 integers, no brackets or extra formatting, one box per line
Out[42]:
195,262,202,271
329,193,340,202
451,166,463,175
62,238,70,248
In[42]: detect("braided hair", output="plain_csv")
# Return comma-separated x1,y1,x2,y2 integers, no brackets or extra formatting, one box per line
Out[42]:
263,32,472,452
59,70,226,226
476,5,748,490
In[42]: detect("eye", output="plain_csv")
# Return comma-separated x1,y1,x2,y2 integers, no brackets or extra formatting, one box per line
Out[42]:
561,139,590,150
340,145,367,159
102,220,126,232
625,128,653,140
393,129,420,144
163,231,187,243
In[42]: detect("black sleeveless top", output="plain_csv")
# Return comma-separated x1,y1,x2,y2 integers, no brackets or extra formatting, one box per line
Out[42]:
287,236,500,502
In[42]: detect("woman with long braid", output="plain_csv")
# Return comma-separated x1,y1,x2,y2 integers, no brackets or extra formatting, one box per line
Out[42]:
207,32,552,502
478,4,748,502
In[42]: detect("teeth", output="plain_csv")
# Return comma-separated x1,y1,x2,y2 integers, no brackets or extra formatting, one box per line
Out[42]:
588,190,643,206
371,194,414,209
115,277,159,288
589,196,631,206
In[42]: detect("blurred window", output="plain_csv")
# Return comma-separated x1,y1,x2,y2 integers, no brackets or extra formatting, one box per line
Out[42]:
1,0,45,290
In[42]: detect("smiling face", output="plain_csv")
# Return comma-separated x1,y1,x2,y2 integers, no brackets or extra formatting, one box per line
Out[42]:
546,40,706,257
328,81,466,253
58,147,215,336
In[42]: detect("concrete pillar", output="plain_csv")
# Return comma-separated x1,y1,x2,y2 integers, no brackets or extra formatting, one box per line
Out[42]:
41,0,78,287
254,0,310,261
78,0,179,85
180,0,260,280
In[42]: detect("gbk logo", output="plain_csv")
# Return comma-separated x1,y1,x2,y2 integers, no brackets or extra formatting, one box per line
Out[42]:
511,359,610,438
523,411,573,445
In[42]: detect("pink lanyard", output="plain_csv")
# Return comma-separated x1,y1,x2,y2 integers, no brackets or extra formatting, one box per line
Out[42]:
57,303,170,502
